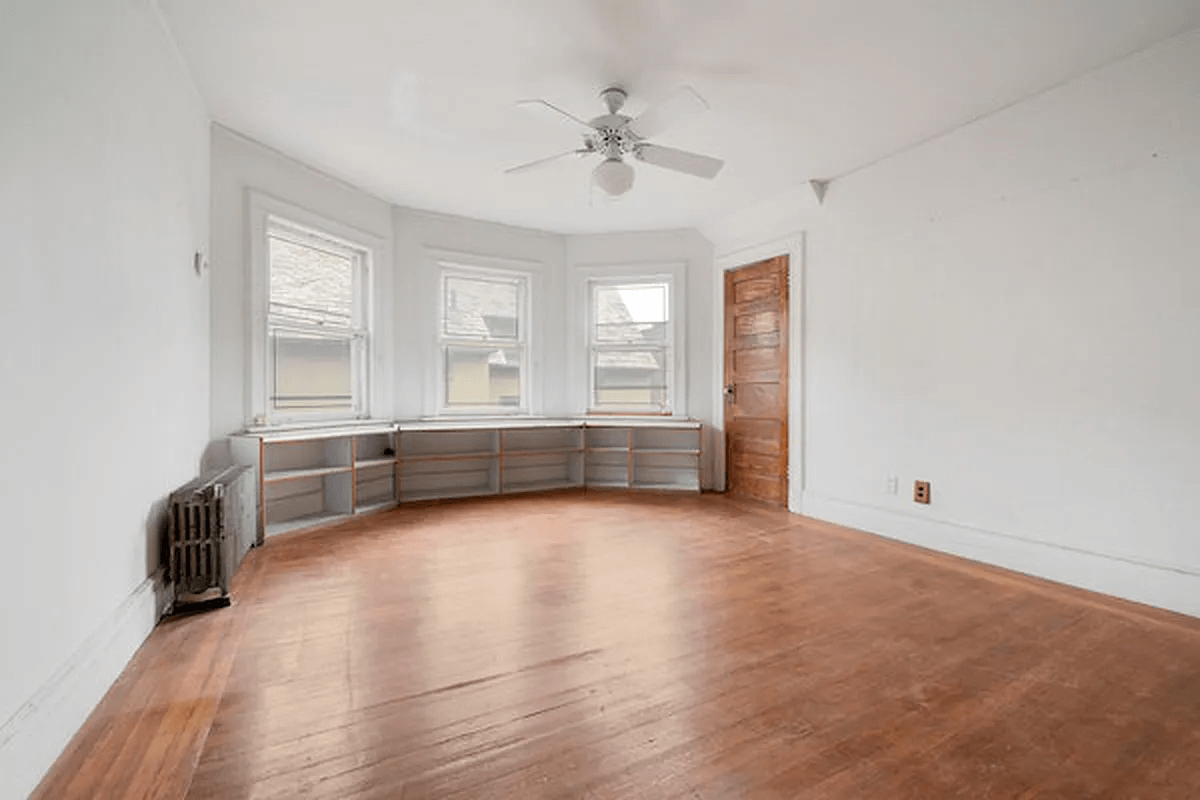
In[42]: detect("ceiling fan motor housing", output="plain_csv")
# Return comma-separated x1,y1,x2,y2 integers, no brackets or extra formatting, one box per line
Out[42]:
588,123,636,159
587,87,639,159
600,86,627,114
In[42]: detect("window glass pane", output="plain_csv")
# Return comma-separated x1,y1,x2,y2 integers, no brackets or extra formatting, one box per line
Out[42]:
268,234,354,329
445,345,522,407
594,283,668,344
444,276,519,340
593,349,668,408
272,332,353,411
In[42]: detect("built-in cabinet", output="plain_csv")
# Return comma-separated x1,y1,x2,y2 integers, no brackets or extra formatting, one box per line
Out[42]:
231,423,398,537
233,418,702,538
399,423,589,502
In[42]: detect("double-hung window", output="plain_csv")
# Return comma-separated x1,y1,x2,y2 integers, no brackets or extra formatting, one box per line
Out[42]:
589,279,673,414
439,267,529,413
264,217,370,421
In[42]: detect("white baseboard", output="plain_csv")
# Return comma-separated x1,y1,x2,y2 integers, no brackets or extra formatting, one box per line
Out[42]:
0,576,161,800
801,491,1200,620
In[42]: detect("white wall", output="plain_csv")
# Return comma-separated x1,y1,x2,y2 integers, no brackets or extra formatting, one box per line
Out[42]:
0,0,211,794
711,29,1200,616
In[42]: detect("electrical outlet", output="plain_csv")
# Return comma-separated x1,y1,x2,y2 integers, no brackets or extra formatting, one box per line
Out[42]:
913,480,931,504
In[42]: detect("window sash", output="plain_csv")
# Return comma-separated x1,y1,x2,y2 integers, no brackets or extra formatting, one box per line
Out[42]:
442,274,522,342
591,345,671,411
588,279,674,414
269,331,363,412
263,217,370,422
443,344,525,409
438,267,530,414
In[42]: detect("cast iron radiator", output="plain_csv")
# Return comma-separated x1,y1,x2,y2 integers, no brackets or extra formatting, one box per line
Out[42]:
165,465,255,612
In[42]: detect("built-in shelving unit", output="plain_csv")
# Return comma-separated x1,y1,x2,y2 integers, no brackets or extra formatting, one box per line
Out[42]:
631,425,702,492
584,426,632,488
501,426,584,494
399,427,499,503
354,429,398,513
233,418,702,537
394,418,701,502
232,422,400,538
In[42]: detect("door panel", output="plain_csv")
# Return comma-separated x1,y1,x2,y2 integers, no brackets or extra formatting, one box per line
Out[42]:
724,256,788,506
727,419,783,456
733,330,781,351
733,348,782,383
731,450,779,476
734,310,780,338
734,276,778,304
731,382,781,419
728,471,786,505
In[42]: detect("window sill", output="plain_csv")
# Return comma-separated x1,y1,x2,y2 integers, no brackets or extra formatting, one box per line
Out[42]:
587,410,674,417
243,418,392,435
431,410,532,419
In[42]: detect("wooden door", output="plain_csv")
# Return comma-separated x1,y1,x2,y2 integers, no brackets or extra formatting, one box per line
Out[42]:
724,256,788,505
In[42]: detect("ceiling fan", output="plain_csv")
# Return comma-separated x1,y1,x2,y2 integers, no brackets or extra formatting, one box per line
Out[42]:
506,85,724,197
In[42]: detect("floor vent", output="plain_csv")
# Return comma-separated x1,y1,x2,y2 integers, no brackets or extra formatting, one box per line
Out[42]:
165,465,255,614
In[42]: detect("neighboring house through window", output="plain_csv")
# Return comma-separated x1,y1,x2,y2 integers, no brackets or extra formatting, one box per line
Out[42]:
257,213,372,424
439,267,529,413
589,279,673,414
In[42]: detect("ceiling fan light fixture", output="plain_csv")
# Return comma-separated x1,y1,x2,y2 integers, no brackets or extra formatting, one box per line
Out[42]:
592,157,635,196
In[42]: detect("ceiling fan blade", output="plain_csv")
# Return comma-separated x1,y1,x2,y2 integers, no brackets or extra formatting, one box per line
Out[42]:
505,149,589,174
636,144,724,179
628,85,709,139
515,99,595,132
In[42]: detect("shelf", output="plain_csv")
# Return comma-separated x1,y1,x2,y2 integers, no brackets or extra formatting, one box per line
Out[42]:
242,421,396,442
586,447,629,453
401,486,499,503
266,511,350,536
399,418,574,431
634,449,700,456
401,462,496,478
501,482,581,495
355,457,396,469
355,499,396,515
585,480,629,488
504,448,584,457
585,418,700,429
632,482,700,492
401,450,498,463
264,465,353,483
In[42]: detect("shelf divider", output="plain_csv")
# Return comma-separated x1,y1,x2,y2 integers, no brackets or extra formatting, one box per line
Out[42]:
263,465,353,483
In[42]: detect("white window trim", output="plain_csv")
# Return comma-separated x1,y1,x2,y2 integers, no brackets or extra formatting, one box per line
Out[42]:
570,261,688,417
587,276,676,415
436,261,533,416
247,191,384,427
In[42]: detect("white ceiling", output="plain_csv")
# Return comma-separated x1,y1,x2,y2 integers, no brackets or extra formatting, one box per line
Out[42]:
160,0,1200,234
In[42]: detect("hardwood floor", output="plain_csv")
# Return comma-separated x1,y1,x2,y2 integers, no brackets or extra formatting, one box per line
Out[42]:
33,492,1200,799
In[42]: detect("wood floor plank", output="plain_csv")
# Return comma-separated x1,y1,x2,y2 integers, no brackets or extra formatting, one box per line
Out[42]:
31,492,1200,799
